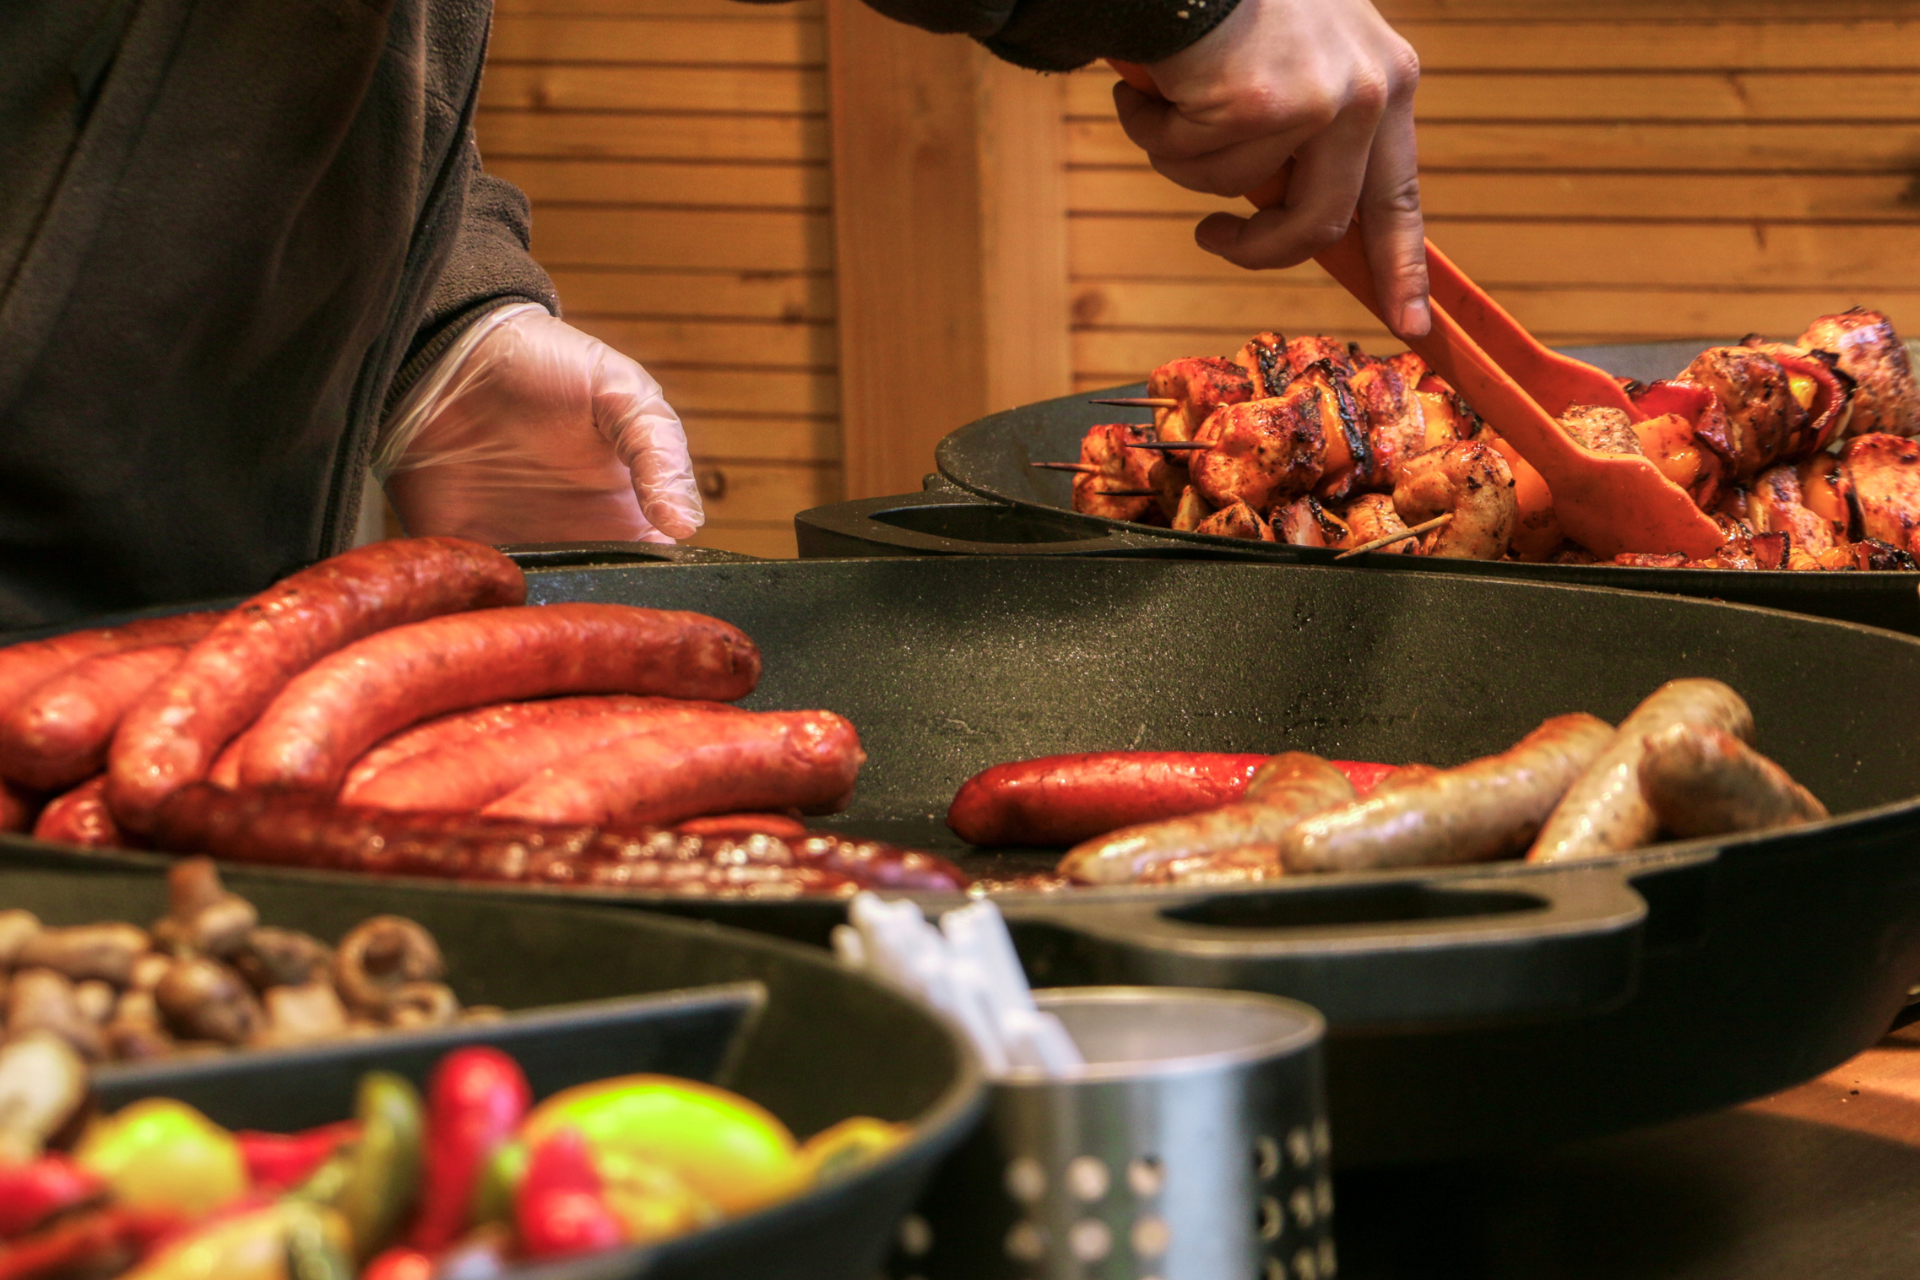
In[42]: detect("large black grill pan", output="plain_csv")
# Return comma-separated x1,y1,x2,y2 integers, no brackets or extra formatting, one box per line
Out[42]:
11,553,1920,1165
811,339,1920,636
0,851,981,1280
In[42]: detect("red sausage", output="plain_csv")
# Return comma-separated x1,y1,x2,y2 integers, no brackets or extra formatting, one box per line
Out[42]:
343,698,742,812
0,646,186,791
147,785,965,895
482,709,862,827
337,696,677,798
947,751,1393,847
673,813,809,839
237,605,761,795
32,776,131,849
0,779,38,834
109,538,524,831
0,610,222,717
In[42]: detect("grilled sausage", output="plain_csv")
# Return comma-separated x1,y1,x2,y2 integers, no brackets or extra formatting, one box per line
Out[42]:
108,538,523,830
1527,679,1752,863
32,776,128,849
1283,714,1614,873
1059,753,1354,885
675,813,810,839
0,611,221,716
346,699,744,812
1639,723,1827,839
482,709,863,827
1134,845,1286,886
337,695,671,797
0,646,186,791
147,784,964,894
0,779,37,833
235,604,760,795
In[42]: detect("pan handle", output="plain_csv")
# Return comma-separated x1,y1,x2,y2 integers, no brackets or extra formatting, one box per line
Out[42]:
999,865,1646,1028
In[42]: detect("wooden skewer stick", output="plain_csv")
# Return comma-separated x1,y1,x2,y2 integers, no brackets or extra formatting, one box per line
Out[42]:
1030,461,1100,473
1095,488,1159,497
1125,440,1211,451
1333,513,1452,560
1088,397,1180,408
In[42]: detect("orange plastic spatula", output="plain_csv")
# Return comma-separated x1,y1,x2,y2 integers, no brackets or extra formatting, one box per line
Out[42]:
1108,61,1724,560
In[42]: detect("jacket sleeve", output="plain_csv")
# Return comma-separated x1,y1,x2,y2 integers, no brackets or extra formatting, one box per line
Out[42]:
734,0,1237,72
386,132,561,414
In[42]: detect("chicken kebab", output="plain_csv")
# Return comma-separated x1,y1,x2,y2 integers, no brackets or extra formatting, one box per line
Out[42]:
1068,309,1920,569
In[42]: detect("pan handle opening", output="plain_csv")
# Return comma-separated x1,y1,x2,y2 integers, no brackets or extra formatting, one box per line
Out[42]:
1162,882,1545,930
870,503,1109,545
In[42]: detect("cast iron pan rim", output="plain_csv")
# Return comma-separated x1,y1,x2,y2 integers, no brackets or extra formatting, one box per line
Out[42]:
932,383,1920,584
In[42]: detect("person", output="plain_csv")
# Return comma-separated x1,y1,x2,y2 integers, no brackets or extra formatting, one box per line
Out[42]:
0,0,1423,629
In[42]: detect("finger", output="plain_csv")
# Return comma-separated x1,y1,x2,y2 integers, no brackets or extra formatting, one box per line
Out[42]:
1115,78,1332,166
1192,102,1379,271
1358,94,1429,338
591,350,706,539
1146,126,1319,200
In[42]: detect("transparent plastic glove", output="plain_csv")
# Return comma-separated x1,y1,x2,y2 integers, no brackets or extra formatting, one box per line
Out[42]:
377,303,703,544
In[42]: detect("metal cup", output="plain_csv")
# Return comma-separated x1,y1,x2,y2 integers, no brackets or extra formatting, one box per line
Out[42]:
891,986,1332,1280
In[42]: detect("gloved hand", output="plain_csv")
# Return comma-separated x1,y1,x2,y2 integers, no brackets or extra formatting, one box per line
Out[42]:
1116,0,1430,337
377,304,703,544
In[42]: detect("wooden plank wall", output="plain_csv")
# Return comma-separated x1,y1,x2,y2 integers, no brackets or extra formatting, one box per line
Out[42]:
479,0,838,557
1067,2,1920,391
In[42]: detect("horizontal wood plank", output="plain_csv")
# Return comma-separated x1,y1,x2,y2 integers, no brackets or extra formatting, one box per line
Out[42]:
680,413,842,461
686,460,842,522
489,158,829,208
1065,23,1920,75
531,207,833,270
1070,215,1920,287
489,14,823,65
1067,68,1920,123
686,524,801,558
649,365,839,416
571,315,836,368
480,64,824,113
550,267,835,320
1067,169,1920,222
1072,279,1920,341
1067,119,1920,171
494,0,820,17
477,110,827,161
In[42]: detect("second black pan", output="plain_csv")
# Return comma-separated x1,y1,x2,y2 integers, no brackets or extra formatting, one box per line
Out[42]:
884,339,1920,635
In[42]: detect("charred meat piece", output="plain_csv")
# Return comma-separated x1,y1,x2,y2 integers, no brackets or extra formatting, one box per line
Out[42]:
1293,362,1376,502
1286,335,1355,378
1747,464,1843,555
1338,494,1418,554
1147,356,1255,442
1232,332,1292,398
1191,383,1328,512
1070,423,1159,522
1346,361,1426,491
1798,308,1919,437
1558,406,1644,456
1816,538,1918,571
1171,485,1214,532
1272,496,1348,548
1393,441,1518,560
1195,500,1276,542
1839,432,1920,558
1681,346,1807,478
1742,341,1855,456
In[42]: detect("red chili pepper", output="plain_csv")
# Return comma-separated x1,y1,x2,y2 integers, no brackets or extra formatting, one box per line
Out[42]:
409,1047,532,1252
514,1130,623,1260
361,1246,436,1280
0,1208,178,1280
235,1120,361,1193
0,1156,105,1240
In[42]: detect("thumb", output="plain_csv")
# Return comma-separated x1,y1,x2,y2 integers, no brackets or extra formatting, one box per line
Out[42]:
589,342,705,540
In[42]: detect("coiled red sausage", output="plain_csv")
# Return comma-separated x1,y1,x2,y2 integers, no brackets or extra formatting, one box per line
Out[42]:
109,538,523,830
0,610,221,717
0,646,185,791
32,776,130,848
236,604,760,795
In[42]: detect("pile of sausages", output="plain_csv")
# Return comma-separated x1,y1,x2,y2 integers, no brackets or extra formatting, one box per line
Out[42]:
0,538,966,897
950,679,1827,886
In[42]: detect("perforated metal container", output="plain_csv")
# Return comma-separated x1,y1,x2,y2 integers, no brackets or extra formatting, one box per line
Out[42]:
892,987,1331,1280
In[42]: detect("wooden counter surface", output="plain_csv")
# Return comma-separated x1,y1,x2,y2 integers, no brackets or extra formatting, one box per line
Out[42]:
1337,1018,1920,1278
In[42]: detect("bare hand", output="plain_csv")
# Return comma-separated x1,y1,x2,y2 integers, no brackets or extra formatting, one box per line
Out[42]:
1117,0,1430,338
